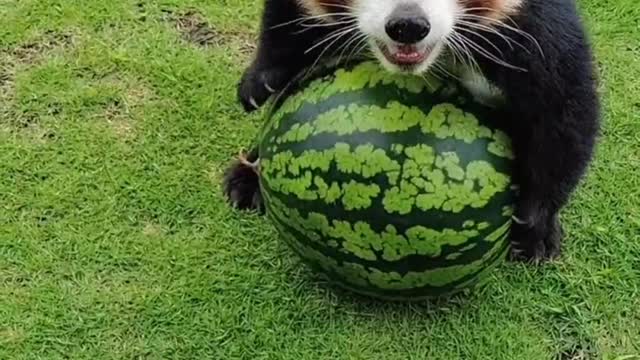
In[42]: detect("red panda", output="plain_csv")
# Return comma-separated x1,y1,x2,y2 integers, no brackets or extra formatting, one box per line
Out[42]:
224,0,600,263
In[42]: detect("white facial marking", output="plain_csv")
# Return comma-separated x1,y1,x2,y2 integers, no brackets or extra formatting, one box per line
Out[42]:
353,0,461,74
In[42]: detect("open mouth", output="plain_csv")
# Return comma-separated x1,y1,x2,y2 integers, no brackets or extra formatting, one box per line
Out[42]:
377,41,432,67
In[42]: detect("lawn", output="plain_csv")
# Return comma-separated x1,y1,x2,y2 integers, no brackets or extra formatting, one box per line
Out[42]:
0,0,639,359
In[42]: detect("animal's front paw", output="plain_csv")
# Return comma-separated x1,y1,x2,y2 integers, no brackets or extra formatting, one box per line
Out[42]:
222,151,264,212
237,67,291,112
509,214,563,263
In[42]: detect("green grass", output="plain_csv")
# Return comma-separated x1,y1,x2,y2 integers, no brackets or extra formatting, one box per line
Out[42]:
0,0,639,358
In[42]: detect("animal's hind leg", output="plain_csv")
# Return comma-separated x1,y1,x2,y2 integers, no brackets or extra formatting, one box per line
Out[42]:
222,147,264,213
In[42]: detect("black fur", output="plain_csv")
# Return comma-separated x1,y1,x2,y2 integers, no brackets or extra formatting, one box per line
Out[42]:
223,148,264,212
223,0,600,263
236,0,335,111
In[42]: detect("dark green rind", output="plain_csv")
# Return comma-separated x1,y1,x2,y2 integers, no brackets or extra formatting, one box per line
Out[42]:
264,188,510,271
319,243,510,301
266,200,510,299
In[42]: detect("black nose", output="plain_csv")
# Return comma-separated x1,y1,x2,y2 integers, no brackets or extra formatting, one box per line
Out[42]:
385,5,431,44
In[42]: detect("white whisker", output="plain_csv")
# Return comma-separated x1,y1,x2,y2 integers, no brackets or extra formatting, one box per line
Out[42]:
304,26,359,77
456,20,517,52
452,32,526,71
457,13,544,58
269,12,354,29
460,7,519,27
346,36,371,63
335,32,367,65
304,25,358,54
300,19,358,29
420,73,439,89
446,34,481,74
453,25,505,58
317,2,357,11
432,60,461,81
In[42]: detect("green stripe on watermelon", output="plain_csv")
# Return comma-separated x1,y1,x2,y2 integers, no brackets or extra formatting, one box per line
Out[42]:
261,143,510,214
266,83,508,141
261,174,513,235
452,243,510,291
265,188,498,258
267,202,510,299
262,144,401,184
273,102,507,150
264,132,512,179
271,202,511,266
267,95,512,158
268,200,509,279
263,188,511,270
265,62,444,130
266,64,496,129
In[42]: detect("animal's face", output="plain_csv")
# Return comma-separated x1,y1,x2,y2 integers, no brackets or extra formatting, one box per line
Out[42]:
298,0,523,74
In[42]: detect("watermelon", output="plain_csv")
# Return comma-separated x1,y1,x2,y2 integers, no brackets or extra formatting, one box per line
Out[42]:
257,61,515,300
